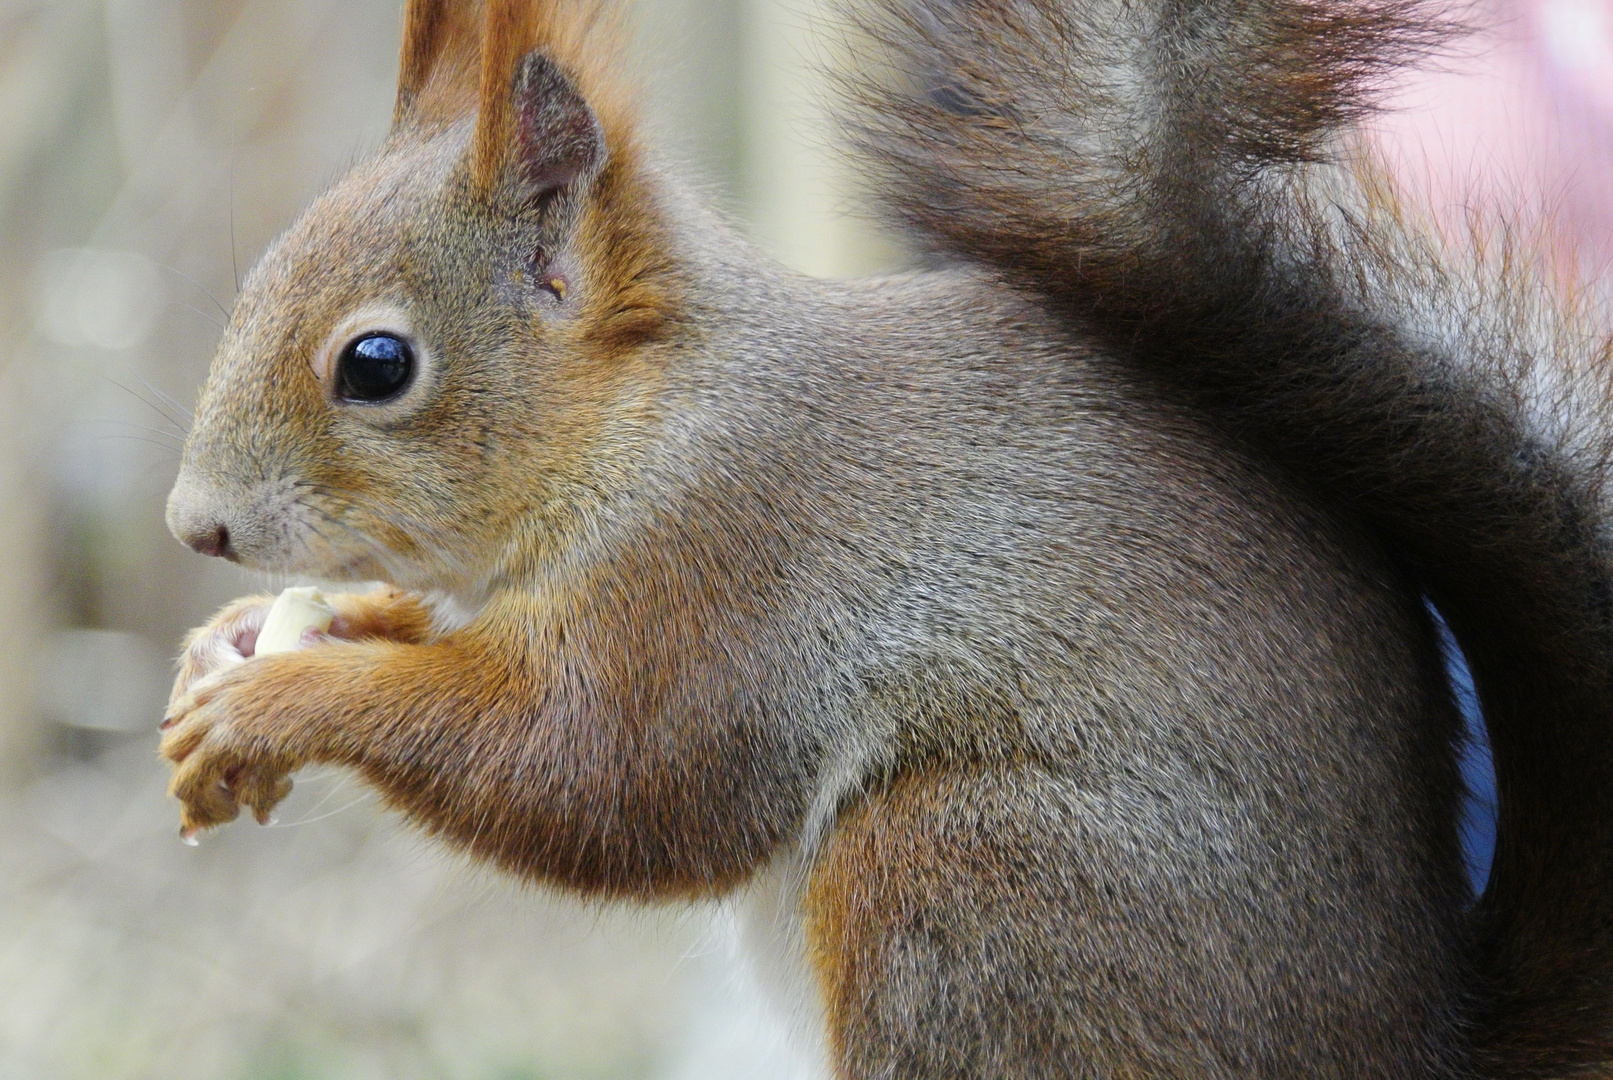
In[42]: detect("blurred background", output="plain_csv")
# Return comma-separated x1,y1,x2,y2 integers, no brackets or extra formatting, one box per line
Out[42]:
0,0,1609,1077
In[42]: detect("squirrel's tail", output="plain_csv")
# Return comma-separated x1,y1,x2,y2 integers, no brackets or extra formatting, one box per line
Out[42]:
840,0,1613,1073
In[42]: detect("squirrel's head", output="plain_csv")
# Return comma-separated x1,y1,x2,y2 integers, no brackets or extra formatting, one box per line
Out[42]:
167,0,675,598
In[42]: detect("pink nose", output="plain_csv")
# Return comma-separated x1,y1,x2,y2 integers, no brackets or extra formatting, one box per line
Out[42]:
179,522,237,561
167,477,243,562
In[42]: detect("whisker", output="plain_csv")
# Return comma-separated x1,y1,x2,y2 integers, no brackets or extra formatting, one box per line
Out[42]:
95,419,186,445
289,771,351,819
154,263,231,321
288,793,376,828
109,416,186,446
96,434,184,455
135,373,195,427
168,299,224,333
99,377,190,439
229,156,241,295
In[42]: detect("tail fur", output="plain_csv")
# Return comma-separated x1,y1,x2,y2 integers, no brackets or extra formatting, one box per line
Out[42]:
839,0,1613,1073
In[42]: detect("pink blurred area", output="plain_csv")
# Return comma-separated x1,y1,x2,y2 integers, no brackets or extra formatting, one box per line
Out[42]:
1371,0,1613,275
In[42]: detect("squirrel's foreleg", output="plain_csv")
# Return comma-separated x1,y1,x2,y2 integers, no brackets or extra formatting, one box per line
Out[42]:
161,590,806,898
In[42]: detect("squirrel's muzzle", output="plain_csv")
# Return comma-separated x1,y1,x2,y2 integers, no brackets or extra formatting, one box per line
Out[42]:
182,522,237,561
166,477,241,562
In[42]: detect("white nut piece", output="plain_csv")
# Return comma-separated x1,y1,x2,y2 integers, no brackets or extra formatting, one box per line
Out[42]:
255,586,337,655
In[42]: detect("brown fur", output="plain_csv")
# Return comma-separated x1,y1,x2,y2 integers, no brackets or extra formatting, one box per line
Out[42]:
162,0,1613,1076
394,0,484,130
466,0,638,192
843,1,1613,1070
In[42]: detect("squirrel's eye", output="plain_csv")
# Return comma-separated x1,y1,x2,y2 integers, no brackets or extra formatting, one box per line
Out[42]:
335,333,414,402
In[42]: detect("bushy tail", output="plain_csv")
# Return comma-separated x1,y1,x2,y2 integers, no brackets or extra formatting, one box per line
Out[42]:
839,0,1613,1073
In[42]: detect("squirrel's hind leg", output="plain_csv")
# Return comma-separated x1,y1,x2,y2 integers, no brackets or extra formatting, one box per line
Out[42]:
803,766,1472,1079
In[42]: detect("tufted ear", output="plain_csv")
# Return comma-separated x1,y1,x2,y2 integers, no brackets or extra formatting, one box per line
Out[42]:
472,48,607,207
392,0,485,130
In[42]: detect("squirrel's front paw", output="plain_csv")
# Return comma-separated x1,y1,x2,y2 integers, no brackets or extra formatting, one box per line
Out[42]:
168,594,278,713
161,662,307,840
168,587,431,723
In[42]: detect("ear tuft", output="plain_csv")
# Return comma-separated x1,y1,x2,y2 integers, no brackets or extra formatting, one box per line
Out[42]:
393,0,484,130
467,0,632,203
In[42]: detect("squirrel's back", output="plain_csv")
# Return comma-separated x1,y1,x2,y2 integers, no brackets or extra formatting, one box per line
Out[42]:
842,0,1613,1071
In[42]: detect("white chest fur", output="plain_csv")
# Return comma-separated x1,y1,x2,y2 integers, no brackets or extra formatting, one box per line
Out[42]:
659,852,831,1080
728,852,832,1078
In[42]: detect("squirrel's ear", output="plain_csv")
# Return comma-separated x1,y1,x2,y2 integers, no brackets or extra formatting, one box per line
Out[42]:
473,51,607,207
469,0,608,208
393,0,484,129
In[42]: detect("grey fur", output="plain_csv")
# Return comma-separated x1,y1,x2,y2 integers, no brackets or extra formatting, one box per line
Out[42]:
164,0,1613,1075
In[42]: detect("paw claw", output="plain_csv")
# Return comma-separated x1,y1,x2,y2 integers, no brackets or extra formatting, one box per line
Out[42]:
160,717,209,764
241,773,294,825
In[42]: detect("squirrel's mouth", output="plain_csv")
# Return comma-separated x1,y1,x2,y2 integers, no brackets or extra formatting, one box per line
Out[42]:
167,468,392,583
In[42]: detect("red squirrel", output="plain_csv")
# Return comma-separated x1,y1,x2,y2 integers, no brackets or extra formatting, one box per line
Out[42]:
161,0,1613,1074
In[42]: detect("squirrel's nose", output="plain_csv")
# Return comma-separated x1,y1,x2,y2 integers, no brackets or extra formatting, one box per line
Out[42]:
166,477,241,562
183,523,237,561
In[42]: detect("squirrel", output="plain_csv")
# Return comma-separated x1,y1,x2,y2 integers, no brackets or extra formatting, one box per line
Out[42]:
158,0,1613,1075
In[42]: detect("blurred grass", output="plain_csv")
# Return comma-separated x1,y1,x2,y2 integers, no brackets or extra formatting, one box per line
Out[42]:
1,744,715,1079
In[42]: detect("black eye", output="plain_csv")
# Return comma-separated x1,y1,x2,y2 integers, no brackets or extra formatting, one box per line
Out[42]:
335,333,414,402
